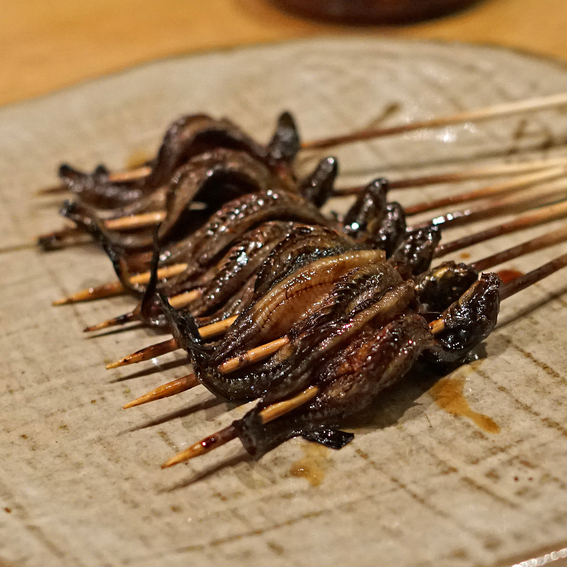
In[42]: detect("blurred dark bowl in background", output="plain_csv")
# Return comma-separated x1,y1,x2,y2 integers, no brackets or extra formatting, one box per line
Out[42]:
269,0,484,24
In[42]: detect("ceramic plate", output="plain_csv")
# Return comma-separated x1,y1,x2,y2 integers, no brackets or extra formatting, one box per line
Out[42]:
2,38,567,567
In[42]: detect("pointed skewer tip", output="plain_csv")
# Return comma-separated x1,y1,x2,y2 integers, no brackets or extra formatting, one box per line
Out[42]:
83,311,136,333
123,374,199,409
160,387,319,468
161,425,238,468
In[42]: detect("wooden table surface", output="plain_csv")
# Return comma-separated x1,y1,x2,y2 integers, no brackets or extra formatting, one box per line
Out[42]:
2,0,567,108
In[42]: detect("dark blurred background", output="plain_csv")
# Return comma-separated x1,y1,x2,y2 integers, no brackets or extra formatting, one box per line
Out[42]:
2,0,566,107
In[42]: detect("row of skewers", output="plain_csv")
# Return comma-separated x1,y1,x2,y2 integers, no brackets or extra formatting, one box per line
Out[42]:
39,92,567,468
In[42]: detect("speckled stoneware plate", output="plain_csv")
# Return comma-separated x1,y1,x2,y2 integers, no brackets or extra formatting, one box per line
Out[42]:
2,38,567,567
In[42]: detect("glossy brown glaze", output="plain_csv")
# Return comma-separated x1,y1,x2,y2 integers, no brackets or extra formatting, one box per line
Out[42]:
495,268,524,285
430,364,500,434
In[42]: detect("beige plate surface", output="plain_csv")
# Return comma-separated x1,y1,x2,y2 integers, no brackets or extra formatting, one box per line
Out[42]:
2,38,567,567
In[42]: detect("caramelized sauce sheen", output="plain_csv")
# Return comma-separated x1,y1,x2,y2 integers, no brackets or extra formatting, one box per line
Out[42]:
289,442,329,486
430,364,500,434
496,269,524,285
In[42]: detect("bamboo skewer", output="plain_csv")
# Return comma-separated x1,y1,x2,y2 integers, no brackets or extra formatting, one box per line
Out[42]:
423,184,567,232
435,199,567,257
84,311,137,333
53,262,189,305
121,338,289,408
105,337,177,369
217,337,290,374
335,157,567,195
122,338,291,408
53,281,125,306
109,332,286,375
405,167,567,216
37,165,153,196
83,289,202,333
107,195,567,371
499,250,567,301
123,373,200,409
471,224,567,272
106,337,178,370
105,315,238,369
161,386,320,468
56,159,567,234
126,218,567,410
40,203,205,244
103,202,205,232
104,211,167,231
108,166,152,183
302,91,567,151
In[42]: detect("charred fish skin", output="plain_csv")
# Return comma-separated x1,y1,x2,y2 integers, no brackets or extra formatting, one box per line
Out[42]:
256,277,418,403
194,273,257,326
156,153,342,267
57,163,149,210
299,156,339,208
266,111,301,165
162,188,330,266
175,222,353,327
389,225,442,278
252,224,354,300
426,272,501,366
136,112,299,191
343,178,389,239
171,257,408,402
210,249,387,361
233,266,411,402
415,261,479,314
365,202,407,257
157,148,297,244
140,221,298,328
186,221,297,318
233,313,432,459
157,250,388,400
88,148,276,224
